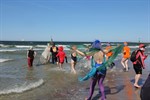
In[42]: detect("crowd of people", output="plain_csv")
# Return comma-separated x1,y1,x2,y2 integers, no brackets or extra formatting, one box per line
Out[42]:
26,40,149,100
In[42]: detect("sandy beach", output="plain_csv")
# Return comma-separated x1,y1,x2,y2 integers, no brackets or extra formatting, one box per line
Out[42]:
0,58,149,100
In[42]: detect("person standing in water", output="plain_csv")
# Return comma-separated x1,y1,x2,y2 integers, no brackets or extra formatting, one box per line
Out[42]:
105,42,113,60
27,46,36,68
70,45,88,74
50,43,58,64
133,44,148,88
70,45,78,74
56,46,67,69
40,43,51,64
121,42,130,72
105,42,115,67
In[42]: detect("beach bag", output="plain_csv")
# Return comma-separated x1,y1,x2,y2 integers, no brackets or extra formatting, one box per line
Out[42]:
130,50,139,62
140,74,150,100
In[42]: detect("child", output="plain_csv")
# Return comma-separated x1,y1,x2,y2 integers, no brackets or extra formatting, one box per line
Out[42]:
56,46,67,69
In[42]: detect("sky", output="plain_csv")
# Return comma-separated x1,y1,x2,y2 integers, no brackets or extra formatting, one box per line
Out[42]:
0,0,150,42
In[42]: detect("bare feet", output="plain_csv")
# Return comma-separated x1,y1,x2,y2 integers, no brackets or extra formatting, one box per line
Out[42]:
85,98,88,100
134,84,141,88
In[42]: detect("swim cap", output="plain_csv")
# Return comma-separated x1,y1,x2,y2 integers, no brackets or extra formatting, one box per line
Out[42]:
139,44,146,48
59,46,63,51
91,40,102,49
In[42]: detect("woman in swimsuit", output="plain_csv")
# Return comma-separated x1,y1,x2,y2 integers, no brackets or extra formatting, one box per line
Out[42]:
70,45,88,74
70,45,78,74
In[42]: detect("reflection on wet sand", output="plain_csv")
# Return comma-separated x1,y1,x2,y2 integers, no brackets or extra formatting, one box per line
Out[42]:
92,85,125,100
134,89,141,100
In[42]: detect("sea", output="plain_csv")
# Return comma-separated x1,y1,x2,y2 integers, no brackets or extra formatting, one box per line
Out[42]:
0,41,150,100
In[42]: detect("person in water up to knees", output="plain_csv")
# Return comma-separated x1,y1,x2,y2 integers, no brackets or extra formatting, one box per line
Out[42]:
132,44,148,88
50,43,58,64
27,46,36,68
40,43,51,64
121,42,130,72
70,45,86,74
56,46,67,69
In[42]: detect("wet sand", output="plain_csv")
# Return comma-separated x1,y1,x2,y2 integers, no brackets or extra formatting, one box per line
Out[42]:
0,59,149,100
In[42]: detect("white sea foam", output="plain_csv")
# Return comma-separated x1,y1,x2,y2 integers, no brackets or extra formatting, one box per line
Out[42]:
0,59,12,63
36,44,55,47
0,49,17,52
0,79,44,95
0,44,11,48
15,45,33,48
129,46,139,48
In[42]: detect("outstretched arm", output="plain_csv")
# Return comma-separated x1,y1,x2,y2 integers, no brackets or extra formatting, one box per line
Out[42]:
76,49,85,56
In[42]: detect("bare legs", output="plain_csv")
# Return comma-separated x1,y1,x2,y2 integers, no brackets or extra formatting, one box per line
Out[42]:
58,63,63,69
134,74,141,88
71,60,76,74
121,58,129,71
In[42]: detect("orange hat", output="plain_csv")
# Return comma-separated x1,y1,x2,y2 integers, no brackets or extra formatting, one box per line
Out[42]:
139,44,146,48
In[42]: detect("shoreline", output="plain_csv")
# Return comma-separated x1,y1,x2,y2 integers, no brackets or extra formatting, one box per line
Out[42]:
0,59,149,100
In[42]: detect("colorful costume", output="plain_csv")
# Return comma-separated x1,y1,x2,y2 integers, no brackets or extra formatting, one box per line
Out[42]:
86,60,106,100
79,43,123,100
56,46,67,64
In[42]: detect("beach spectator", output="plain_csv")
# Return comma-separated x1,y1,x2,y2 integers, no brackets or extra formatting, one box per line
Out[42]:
133,44,148,88
40,43,51,64
56,46,67,69
27,46,36,68
121,42,130,72
50,43,58,64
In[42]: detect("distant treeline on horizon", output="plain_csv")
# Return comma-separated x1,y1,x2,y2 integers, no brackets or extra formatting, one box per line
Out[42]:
0,40,149,46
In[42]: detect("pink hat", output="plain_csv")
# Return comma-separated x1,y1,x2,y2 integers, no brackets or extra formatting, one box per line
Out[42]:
139,44,146,48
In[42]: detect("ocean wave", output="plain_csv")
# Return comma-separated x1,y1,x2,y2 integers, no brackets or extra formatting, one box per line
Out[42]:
0,44,15,48
36,45,47,48
129,46,139,48
15,45,33,48
0,59,12,63
0,49,18,52
0,79,44,95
